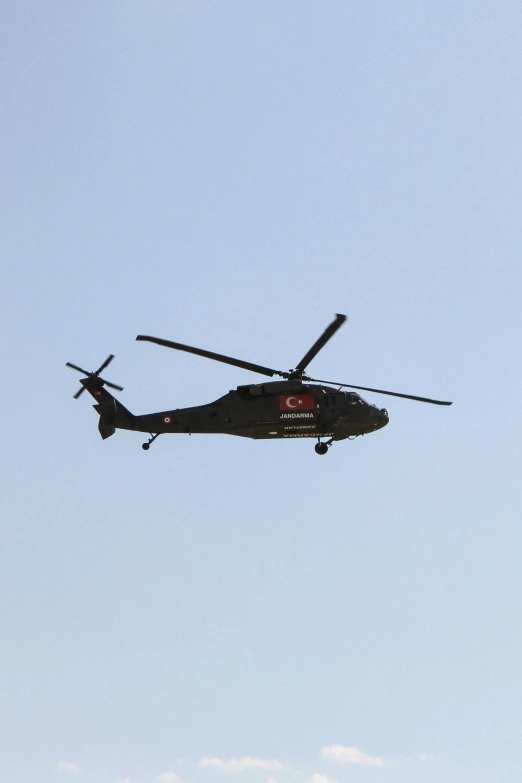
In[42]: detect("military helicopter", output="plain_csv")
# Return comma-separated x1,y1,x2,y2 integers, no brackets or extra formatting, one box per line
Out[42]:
66,314,452,455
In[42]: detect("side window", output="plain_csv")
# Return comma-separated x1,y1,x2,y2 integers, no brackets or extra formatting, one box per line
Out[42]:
324,394,348,407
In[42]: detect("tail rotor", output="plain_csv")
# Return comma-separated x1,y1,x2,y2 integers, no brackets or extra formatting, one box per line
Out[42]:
66,354,124,399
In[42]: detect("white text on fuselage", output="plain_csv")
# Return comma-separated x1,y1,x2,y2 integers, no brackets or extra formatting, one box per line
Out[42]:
283,432,333,438
280,412,315,419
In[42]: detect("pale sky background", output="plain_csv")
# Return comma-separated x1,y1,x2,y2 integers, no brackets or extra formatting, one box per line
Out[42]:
1,2,522,783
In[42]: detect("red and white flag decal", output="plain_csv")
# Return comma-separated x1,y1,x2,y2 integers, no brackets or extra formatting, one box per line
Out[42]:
279,394,315,411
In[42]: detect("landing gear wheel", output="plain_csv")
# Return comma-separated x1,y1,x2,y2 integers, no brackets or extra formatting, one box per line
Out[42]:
315,442,328,455
142,433,159,451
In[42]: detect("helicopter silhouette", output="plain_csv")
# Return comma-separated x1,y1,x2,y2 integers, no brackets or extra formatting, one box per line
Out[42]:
66,314,451,455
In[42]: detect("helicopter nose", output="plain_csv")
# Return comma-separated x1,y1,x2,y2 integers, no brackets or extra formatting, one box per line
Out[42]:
369,405,389,430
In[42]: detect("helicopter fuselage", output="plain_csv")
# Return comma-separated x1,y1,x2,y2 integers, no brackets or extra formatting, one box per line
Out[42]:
129,381,389,441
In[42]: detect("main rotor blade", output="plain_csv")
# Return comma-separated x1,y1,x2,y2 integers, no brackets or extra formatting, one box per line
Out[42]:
95,354,115,375
309,377,453,405
136,335,285,378
66,362,89,375
295,313,347,373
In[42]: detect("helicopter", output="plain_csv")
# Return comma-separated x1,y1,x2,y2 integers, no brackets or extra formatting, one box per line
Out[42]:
66,314,452,455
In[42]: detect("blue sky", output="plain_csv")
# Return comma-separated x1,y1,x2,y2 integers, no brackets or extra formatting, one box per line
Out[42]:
1,2,521,782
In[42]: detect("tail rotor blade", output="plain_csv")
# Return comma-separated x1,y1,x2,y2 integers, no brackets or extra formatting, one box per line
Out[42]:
95,354,115,376
67,355,122,399
102,379,124,392
66,362,89,375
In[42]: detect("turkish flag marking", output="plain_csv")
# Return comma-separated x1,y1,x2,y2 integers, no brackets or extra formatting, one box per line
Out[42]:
279,394,315,411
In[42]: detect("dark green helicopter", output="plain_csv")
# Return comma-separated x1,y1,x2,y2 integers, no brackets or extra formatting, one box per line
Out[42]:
66,314,452,455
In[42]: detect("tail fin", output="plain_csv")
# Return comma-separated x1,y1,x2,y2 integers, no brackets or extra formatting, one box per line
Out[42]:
81,379,135,439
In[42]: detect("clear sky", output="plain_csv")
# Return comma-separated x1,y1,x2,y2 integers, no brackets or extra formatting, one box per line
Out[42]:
2,2,521,783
